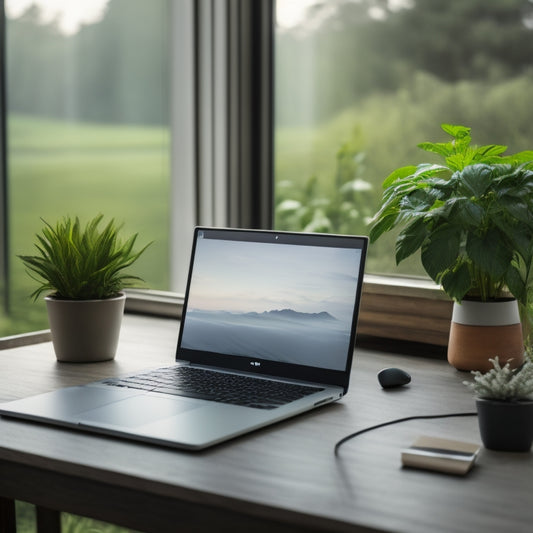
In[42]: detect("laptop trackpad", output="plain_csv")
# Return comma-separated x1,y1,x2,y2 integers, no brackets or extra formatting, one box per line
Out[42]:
79,395,200,428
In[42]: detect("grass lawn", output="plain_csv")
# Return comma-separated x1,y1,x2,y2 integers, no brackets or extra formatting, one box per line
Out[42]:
7,78,533,336
3,115,170,335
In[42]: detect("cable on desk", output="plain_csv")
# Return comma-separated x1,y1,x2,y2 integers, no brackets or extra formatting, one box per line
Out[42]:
334,412,478,456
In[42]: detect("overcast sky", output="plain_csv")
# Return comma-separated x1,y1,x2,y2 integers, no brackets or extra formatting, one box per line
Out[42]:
186,237,361,323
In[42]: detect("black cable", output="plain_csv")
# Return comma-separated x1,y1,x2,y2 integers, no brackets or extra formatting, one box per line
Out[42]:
334,412,478,456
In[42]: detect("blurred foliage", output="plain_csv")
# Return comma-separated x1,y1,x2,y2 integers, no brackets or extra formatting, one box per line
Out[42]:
16,501,138,533
7,0,169,126
276,133,374,235
275,70,533,275
276,0,533,126
2,116,169,336
275,0,533,279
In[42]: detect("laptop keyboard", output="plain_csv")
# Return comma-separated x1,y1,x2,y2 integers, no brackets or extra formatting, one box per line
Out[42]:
101,366,324,410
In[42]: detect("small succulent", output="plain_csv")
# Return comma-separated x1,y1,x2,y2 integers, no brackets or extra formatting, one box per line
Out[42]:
18,214,151,300
464,356,533,401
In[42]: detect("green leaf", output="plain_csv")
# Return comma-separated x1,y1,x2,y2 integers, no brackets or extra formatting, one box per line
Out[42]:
466,229,512,281
445,148,478,171
456,164,492,197
413,163,449,178
420,224,461,281
498,196,531,224
500,150,533,165
446,196,484,227
382,165,418,188
506,264,527,305
395,218,428,264
398,188,436,213
417,141,455,158
440,123,471,140
473,144,508,160
440,260,473,302
369,212,399,242
18,215,152,300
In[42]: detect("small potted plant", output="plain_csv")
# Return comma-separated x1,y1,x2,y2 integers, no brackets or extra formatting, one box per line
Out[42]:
18,214,151,362
464,357,533,452
369,124,533,371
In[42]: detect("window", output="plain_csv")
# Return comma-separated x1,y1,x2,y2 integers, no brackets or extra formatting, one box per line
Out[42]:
274,0,533,276
2,0,172,335
273,0,533,344
6,2,529,345
0,0,271,336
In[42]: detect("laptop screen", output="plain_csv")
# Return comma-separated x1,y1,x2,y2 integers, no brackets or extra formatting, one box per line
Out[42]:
177,228,367,390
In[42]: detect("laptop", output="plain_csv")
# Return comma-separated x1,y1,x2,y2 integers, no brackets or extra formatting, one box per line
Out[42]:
0,227,368,450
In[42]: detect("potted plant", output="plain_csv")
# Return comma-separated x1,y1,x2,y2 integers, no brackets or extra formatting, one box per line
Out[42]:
18,214,151,362
369,124,533,371
464,356,533,452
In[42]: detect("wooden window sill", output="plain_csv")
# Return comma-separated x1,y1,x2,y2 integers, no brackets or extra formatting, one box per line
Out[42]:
358,275,452,346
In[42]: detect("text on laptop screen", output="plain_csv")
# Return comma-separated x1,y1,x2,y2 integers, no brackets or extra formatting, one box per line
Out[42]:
179,230,364,372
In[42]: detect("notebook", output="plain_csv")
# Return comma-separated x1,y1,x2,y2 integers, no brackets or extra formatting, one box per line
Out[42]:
0,227,368,450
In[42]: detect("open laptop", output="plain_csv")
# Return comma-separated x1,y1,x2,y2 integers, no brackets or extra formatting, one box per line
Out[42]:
0,227,367,450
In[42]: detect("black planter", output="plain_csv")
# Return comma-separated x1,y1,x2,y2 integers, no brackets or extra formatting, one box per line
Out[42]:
476,398,533,452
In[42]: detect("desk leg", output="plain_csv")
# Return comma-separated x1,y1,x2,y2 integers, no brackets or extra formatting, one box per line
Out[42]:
0,496,17,533
36,506,61,533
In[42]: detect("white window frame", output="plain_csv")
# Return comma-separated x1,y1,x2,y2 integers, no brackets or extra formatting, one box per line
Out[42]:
131,0,452,348
168,0,273,294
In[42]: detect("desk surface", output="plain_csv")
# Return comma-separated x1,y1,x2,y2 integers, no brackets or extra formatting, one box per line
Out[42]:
0,314,531,533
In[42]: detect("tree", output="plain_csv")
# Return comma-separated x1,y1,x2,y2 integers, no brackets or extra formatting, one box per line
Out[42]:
7,0,170,126
275,0,533,126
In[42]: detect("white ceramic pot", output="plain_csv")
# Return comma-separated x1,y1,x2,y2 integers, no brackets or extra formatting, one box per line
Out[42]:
45,292,126,362
447,299,524,372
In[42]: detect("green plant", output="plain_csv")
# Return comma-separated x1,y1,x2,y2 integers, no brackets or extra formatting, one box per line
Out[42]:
369,124,533,302
18,214,151,300
276,138,373,235
464,357,533,401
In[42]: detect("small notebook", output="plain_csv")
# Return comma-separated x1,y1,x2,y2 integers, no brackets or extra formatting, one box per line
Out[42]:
401,436,480,475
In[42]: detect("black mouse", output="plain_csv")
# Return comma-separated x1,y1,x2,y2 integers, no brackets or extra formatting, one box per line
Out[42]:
377,367,411,389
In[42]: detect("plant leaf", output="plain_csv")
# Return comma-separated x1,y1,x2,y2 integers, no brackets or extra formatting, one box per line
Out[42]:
395,218,428,264
18,215,152,300
420,224,461,281
440,260,472,302
466,228,512,281
456,164,492,197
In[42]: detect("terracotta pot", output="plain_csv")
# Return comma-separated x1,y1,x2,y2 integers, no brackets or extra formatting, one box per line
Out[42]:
447,299,524,372
476,398,533,452
45,292,126,362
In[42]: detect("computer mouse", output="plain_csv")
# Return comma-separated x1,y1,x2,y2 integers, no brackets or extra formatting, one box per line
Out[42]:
377,367,411,389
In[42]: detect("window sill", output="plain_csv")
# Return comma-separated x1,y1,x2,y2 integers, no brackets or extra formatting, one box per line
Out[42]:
358,274,452,346
125,289,185,318
1,279,451,350
126,276,453,347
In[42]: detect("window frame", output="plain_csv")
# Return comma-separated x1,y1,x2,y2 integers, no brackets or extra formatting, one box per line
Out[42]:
0,2,9,315
0,0,452,347
164,0,453,346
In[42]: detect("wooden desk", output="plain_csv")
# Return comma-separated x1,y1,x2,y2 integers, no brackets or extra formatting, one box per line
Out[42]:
1,314,532,533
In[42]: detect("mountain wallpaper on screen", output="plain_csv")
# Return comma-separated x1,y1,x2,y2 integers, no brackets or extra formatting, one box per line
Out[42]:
181,237,362,371
181,307,351,371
